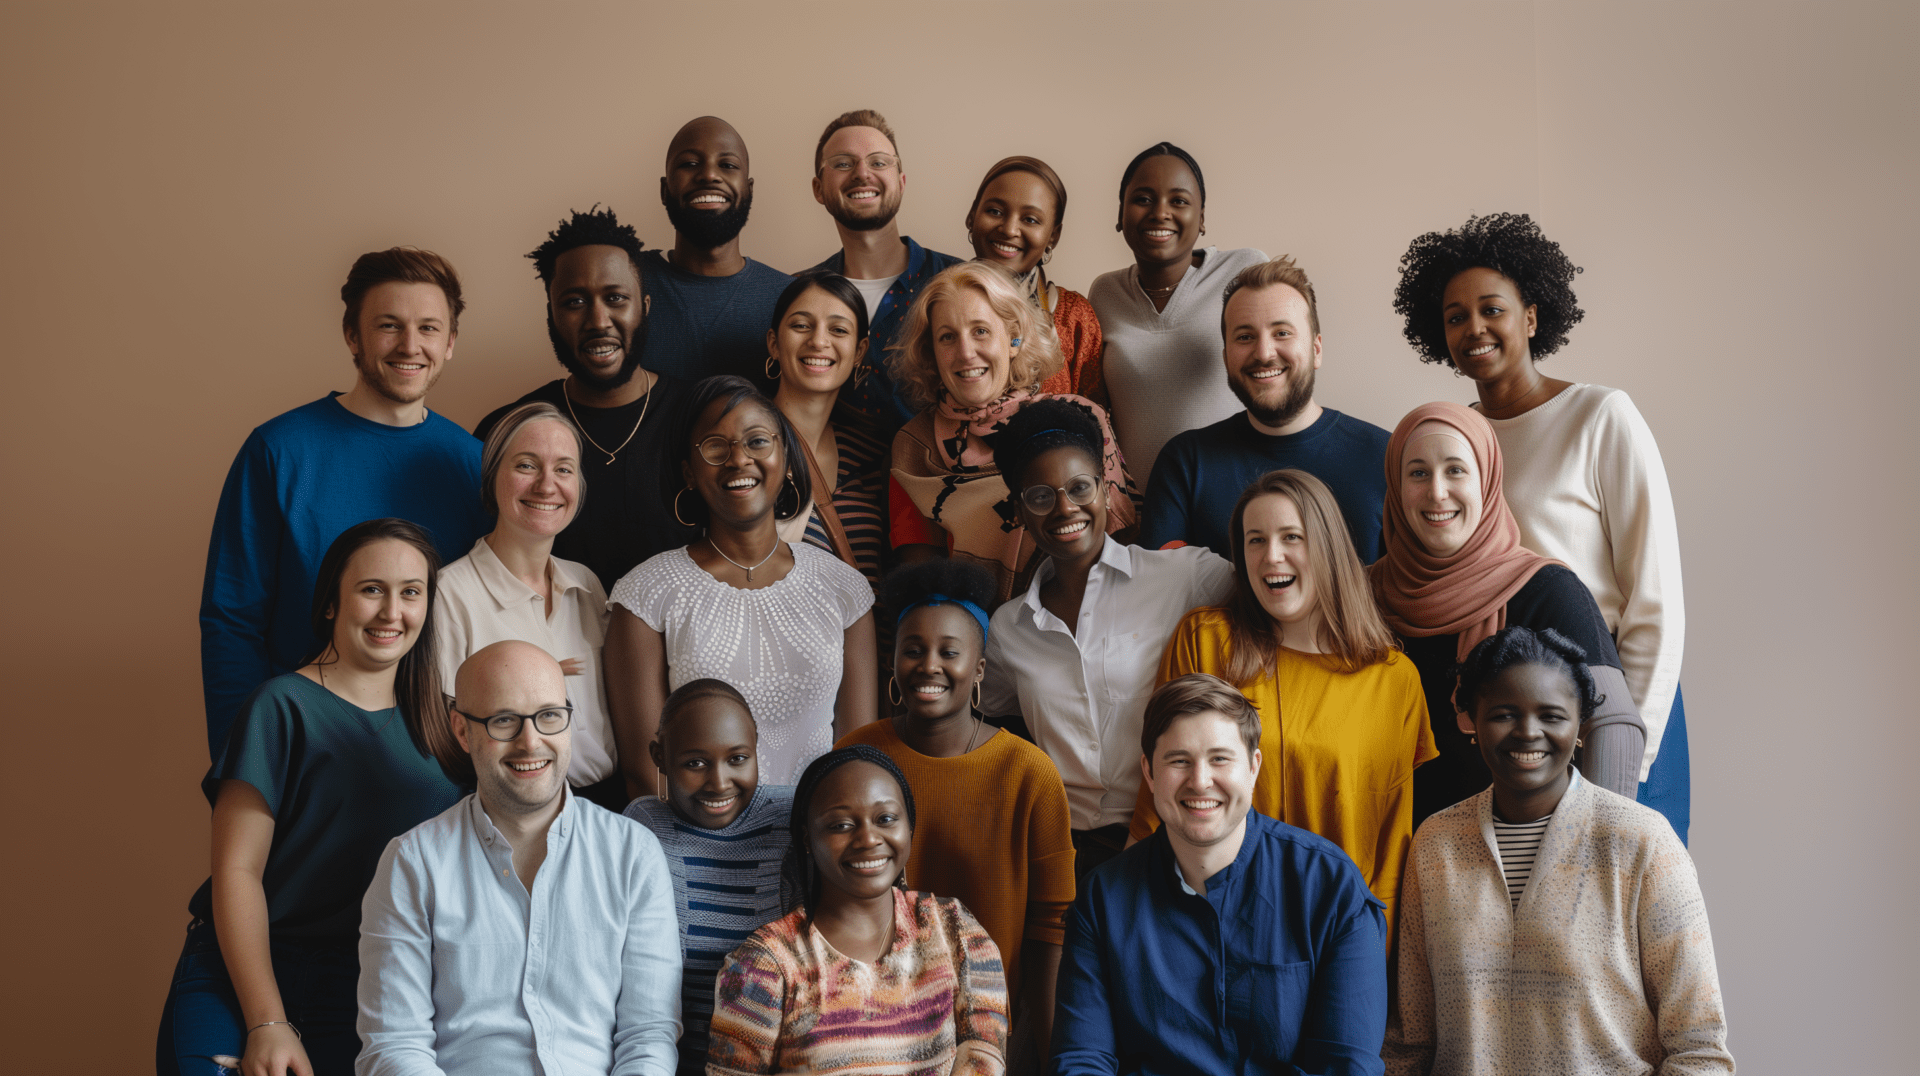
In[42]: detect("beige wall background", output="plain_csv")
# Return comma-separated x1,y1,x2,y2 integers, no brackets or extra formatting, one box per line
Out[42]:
3,1,1912,1070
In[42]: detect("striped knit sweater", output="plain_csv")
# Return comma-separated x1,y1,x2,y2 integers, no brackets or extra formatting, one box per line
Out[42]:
707,889,1009,1076
625,786,795,1075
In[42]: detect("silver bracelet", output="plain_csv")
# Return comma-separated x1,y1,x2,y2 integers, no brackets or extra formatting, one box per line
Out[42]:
246,1020,301,1039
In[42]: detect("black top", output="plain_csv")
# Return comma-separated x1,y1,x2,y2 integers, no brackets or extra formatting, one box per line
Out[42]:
1141,408,1392,563
188,674,462,940
476,375,699,591
1401,564,1624,831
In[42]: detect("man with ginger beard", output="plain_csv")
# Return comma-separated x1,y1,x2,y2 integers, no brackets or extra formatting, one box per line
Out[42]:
639,116,792,390
806,108,961,435
357,641,681,1076
1141,256,1392,562
476,207,697,591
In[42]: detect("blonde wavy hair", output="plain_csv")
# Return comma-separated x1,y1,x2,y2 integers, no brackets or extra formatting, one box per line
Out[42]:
887,262,1064,410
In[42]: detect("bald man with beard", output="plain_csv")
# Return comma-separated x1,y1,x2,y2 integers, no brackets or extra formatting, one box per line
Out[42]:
639,115,793,389
356,641,681,1075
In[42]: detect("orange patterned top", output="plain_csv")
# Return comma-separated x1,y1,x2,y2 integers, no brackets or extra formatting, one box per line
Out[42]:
1037,288,1106,408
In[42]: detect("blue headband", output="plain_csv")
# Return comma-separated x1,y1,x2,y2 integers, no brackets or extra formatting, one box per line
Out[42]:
895,593,991,641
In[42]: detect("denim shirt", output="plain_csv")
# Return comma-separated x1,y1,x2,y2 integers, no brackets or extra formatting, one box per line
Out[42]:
1053,811,1389,1076
356,789,682,1076
811,236,962,435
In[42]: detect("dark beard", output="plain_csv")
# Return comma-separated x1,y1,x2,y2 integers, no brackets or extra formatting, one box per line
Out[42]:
663,187,753,249
828,191,901,233
1231,362,1317,430
550,312,651,391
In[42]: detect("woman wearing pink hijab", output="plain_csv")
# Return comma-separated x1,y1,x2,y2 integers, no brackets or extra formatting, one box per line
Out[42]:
1369,402,1645,829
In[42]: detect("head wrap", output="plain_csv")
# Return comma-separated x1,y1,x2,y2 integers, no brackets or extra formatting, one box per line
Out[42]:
1368,402,1560,660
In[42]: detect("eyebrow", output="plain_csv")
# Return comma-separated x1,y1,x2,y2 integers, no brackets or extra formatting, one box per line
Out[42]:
1129,183,1193,196
353,576,426,585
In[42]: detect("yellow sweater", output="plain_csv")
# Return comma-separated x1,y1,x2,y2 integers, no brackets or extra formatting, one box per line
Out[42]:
837,718,1076,1006
1130,607,1437,936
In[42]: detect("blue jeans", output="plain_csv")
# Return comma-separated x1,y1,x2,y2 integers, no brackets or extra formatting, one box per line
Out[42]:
156,918,362,1075
1636,685,1691,845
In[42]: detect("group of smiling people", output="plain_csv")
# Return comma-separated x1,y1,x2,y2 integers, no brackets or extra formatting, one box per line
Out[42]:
165,108,1727,1076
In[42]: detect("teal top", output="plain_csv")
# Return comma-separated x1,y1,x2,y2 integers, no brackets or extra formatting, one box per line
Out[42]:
187,673,462,940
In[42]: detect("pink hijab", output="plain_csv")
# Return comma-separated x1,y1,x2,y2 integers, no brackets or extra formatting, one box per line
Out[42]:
1369,402,1560,660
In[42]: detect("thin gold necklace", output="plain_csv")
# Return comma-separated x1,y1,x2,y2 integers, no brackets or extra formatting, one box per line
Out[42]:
709,533,782,582
565,374,651,463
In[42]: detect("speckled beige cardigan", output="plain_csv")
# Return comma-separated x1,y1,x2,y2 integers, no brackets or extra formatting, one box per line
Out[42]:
1385,775,1732,1075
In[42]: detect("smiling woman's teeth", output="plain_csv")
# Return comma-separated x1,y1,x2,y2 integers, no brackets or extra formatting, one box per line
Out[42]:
725,478,758,489
1263,574,1295,589
913,684,947,697
1050,520,1089,537
1508,750,1548,763
849,858,888,870
367,628,402,639
1466,343,1496,357
1145,228,1175,239
699,795,737,810
1422,511,1460,522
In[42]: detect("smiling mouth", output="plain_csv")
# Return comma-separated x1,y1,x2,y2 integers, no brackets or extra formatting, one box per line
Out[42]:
1246,366,1286,381
697,794,738,812
1180,797,1223,813
1143,228,1176,240
724,477,760,491
911,683,949,699
506,759,550,774
799,355,836,369
688,192,729,208
1465,343,1497,358
582,339,622,363
1422,510,1460,524
521,501,564,512
1262,574,1295,590
845,188,880,203
1049,519,1090,538
366,628,403,642
951,365,989,382
989,241,1022,257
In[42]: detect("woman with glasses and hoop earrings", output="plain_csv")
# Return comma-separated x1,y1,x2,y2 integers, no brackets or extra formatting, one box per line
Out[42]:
977,399,1233,883
604,376,879,800
158,519,463,1076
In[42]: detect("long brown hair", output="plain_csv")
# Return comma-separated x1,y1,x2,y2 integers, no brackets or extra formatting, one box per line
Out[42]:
1222,470,1398,682
305,518,456,773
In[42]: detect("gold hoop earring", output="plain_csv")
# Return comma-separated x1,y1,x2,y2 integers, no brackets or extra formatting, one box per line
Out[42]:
1469,734,1477,745
673,487,699,527
1576,738,1585,748
765,355,781,380
888,677,903,708
656,772,666,801
775,474,802,521
1041,247,1054,266
971,681,982,711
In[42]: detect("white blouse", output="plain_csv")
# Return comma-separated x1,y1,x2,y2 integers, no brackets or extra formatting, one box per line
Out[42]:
436,538,615,785
981,541,1235,829
610,542,874,786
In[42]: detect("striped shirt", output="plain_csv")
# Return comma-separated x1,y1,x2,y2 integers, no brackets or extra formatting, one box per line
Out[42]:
801,414,890,591
1491,812,1555,910
625,786,795,1074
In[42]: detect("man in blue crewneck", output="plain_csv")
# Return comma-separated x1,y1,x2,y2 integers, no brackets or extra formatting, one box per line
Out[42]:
1141,256,1392,562
1053,674,1388,1076
198,247,487,756
806,108,961,434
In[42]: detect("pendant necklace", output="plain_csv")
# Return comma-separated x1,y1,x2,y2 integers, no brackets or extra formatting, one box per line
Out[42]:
710,534,782,582
565,374,651,464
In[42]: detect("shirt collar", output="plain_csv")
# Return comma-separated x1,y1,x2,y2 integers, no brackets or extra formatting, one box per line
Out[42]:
469,783,577,849
1020,539,1134,619
467,537,592,611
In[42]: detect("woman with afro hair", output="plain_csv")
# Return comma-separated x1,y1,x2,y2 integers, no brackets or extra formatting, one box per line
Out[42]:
1392,212,1690,842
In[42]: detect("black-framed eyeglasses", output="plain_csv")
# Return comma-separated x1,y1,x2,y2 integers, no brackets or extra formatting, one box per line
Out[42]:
823,152,898,174
455,704,574,741
696,432,778,467
1020,474,1102,515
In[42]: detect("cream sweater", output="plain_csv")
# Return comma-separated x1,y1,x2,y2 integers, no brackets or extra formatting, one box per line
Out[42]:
1088,246,1267,482
1484,384,1683,782
1385,776,1732,1075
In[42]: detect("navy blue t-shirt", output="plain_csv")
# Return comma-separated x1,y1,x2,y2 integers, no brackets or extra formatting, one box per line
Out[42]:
187,674,463,940
636,250,792,391
1141,408,1392,563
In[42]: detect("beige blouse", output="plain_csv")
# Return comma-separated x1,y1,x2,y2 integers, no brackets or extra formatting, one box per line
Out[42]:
1386,774,1732,1075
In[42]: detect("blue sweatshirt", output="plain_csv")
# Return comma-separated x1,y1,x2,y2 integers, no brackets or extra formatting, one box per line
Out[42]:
198,393,486,756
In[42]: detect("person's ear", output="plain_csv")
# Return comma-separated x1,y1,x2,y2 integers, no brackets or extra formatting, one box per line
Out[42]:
659,175,670,208
451,708,472,753
766,327,778,359
649,739,665,773
1249,746,1263,781
1311,334,1323,370
1524,304,1538,338
342,324,360,358
1140,752,1154,787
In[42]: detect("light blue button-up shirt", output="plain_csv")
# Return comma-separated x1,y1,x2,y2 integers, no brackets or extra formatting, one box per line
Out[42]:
357,789,681,1075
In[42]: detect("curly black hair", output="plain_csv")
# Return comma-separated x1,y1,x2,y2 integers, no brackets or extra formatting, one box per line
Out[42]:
784,745,917,917
880,558,996,643
1392,212,1584,366
1452,626,1604,724
526,205,646,287
989,396,1105,492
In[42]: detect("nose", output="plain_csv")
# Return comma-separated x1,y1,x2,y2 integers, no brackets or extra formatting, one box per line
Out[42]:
531,465,558,495
590,297,614,330
1424,474,1450,504
396,327,423,355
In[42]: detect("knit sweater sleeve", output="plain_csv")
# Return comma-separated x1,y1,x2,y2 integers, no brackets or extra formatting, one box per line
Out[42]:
1590,391,1685,781
1635,819,1734,1074
1021,749,1077,946
1382,832,1436,1075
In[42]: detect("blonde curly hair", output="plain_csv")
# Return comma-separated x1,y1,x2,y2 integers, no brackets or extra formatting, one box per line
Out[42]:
887,262,1064,411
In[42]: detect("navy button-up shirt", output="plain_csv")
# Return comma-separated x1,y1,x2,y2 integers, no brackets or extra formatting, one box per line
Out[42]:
811,235,962,435
1053,810,1388,1076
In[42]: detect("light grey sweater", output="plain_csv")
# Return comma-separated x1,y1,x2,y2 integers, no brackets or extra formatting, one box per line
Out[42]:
1088,246,1267,483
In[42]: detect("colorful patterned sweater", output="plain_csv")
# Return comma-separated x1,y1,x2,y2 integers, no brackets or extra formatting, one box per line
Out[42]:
706,889,1009,1076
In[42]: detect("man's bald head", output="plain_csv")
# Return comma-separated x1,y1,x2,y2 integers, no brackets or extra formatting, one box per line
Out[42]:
455,640,567,719
666,116,747,169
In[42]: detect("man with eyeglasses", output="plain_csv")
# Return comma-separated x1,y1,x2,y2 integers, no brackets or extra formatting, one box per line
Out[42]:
807,108,962,434
1141,256,1392,562
357,641,681,1076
